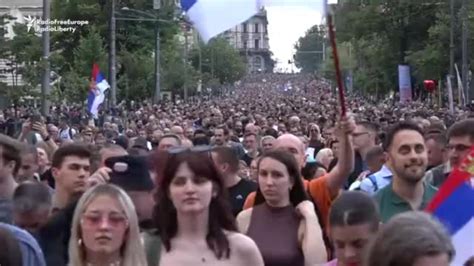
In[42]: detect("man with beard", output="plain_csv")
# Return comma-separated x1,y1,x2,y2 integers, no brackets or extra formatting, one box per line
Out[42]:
374,122,437,222
307,123,325,157
213,126,245,159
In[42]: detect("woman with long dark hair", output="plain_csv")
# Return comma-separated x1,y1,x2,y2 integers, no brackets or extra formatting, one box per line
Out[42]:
237,149,327,266
153,147,263,266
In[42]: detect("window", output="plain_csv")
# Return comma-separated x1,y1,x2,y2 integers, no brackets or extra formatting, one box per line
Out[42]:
255,23,259,33
243,40,247,50
252,56,263,71
0,17,5,38
254,39,260,49
242,23,247,33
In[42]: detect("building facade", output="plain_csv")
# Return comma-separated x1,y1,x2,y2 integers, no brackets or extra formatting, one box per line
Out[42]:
222,9,273,73
0,0,42,88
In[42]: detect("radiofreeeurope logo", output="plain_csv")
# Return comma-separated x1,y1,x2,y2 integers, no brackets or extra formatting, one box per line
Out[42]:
23,16,89,33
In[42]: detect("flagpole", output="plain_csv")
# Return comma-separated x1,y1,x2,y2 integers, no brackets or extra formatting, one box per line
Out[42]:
326,6,347,117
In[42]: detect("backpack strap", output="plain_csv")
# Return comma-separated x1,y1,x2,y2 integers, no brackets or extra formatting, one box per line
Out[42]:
367,175,378,192
143,230,162,266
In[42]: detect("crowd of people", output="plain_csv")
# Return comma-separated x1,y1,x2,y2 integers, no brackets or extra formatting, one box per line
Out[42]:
0,73,473,266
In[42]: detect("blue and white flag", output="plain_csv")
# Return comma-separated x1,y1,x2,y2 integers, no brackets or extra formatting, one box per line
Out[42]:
181,0,264,42
181,0,329,42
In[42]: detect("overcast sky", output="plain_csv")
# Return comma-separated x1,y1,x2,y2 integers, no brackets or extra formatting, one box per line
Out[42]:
264,0,336,72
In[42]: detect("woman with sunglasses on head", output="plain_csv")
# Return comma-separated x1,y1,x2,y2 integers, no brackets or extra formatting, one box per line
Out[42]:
68,184,147,266
153,147,264,266
237,150,327,266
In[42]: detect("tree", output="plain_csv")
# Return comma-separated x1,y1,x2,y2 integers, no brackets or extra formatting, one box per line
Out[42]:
59,28,107,104
189,38,246,87
117,50,154,101
321,41,356,87
50,0,195,102
302,0,467,98
4,23,43,103
294,25,326,73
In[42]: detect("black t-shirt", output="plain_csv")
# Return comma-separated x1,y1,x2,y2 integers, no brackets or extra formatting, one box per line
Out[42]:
38,200,78,266
228,179,257,216
241,153,253,167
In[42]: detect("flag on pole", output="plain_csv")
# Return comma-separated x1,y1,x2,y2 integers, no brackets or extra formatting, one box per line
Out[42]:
426,146,474,266
88,63,109,118
181,0,264,43
455,64,466,106
181,0,331,43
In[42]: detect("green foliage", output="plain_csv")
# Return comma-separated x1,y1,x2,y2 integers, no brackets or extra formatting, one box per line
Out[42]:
294,25,326,73
189,38,246,87
117,50,154,100
296,0,474,98
58,28,107,103
1,0,249,104
4,23,43,102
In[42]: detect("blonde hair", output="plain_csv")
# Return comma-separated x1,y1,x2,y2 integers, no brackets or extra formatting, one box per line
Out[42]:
316,148,333,168
68,184,147,266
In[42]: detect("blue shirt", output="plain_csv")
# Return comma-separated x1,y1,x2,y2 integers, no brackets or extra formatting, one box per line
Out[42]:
360,165,393,195
0,223,46,266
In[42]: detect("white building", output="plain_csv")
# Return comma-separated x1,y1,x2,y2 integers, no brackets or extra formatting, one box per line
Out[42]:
221,9,273,73
0,0,42,87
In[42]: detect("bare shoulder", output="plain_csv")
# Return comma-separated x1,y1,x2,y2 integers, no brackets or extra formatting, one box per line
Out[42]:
226,232,263,265
227,231,256,249
236,208,253,221
236,208,253,233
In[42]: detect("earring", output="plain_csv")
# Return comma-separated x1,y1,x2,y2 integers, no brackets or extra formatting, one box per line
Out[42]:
78,238,82,246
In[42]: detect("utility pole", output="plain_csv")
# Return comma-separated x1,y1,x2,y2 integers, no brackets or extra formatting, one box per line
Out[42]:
449,0,455,79
183,29,189,101
41,0,50,116
154,25,161,104
153,0,161,104
109,0,117,107
461,0,469,103
198,35,202,77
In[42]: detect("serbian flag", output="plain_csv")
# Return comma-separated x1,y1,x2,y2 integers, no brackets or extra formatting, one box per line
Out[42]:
87,63,109,118
426,146,474,265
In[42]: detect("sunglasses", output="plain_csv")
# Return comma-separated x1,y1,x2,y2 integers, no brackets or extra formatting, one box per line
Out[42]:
81,213,128,228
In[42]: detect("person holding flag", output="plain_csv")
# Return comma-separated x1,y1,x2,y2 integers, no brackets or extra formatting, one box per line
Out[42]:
88,63,110,119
